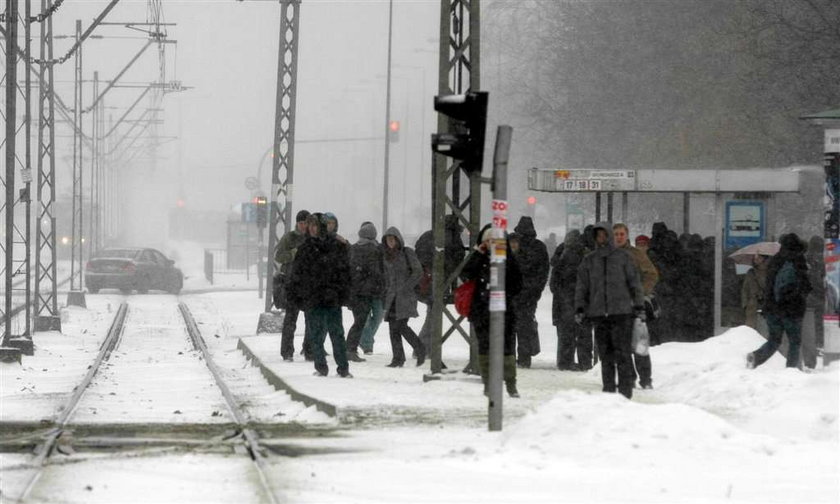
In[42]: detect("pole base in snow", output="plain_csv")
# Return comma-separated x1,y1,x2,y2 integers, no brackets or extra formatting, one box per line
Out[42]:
35,315,61,332
8,337,34,356
66,291,87,308
0,347,22,363
256,311,284,334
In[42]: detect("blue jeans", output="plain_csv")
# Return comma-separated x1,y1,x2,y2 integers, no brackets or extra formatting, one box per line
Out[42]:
308,306,349,375
754,313,802,368
359,298,384,352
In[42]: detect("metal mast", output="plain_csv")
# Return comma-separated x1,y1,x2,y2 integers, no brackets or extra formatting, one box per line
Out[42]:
34,0,60,331
69,19,83,292
2,0,20,347
429,0,482,375
263,0,301,312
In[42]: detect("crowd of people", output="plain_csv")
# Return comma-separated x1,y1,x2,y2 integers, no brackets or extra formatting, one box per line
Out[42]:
272,209,819,399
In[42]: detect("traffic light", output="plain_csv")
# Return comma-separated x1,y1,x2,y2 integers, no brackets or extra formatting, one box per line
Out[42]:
389,120,400,142
431,91,488,174
255,196,268,228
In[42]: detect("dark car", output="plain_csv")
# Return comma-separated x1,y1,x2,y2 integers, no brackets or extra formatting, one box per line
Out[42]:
85,248,183,294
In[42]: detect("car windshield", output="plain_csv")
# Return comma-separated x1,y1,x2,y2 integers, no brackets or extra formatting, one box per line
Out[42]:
96,249,140,260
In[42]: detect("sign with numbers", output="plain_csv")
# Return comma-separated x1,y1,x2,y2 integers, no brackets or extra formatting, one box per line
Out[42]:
551,169,636,192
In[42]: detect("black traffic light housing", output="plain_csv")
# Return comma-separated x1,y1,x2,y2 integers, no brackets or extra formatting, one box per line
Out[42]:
431,91,488,174
255,196,268,229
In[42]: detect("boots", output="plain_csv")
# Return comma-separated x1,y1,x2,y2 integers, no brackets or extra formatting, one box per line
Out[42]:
504,355,520,398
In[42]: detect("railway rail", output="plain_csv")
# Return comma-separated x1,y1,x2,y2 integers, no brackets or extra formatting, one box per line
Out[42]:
5,298,282,504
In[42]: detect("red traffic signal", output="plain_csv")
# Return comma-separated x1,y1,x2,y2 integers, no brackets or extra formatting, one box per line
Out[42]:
527,196,537,205
389,120,400,142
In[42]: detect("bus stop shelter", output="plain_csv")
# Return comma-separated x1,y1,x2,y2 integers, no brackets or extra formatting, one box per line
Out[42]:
528,167,802,334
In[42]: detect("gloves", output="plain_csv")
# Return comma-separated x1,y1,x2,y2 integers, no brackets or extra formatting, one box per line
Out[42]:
574,310,586,326
635,306,646,322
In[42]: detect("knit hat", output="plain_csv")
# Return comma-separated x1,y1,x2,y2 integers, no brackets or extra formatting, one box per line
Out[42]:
635,234,650,246
296,210,311,223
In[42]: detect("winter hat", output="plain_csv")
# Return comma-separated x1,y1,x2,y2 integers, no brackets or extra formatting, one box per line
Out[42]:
358,221,377,240
296,210,311,223
779,233,806,253
635,235,650,246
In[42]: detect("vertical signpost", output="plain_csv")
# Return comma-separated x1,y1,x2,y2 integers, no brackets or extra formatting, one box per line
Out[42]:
488,126,512,432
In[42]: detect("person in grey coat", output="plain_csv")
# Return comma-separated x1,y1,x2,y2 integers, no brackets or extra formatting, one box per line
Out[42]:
382,227,426,367
574,222,645,399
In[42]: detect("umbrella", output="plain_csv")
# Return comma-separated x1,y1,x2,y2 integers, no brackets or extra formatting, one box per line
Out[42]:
728,241,780,265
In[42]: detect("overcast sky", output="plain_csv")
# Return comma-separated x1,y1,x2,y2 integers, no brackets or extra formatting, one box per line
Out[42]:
40,0,441,246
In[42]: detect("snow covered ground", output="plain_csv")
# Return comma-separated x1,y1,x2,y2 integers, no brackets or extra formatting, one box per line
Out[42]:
1,241,838,503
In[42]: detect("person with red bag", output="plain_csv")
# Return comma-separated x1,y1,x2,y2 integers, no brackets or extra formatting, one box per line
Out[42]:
460,224,523,397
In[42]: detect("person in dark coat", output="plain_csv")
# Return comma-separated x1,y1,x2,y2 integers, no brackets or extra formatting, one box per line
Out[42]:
575,222,645,399
345,221,386,361
382,226,426,367
273,209,312,361
511,216,550,368
748,233,812,369
288,213,353,377
414,214,466,349
551,229,592,370
461,224,523,397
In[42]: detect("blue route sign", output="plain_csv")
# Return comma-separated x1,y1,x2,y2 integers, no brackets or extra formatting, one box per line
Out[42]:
725,201,765,249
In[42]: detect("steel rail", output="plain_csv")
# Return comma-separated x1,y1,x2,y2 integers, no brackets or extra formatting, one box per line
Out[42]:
178,302,280,504
16,302,129,502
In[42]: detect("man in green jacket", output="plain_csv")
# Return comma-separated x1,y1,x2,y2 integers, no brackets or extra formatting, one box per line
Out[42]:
614,223,659,389
274,209,311,361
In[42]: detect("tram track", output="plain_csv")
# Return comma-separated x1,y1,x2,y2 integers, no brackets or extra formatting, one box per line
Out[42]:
4,298,283,504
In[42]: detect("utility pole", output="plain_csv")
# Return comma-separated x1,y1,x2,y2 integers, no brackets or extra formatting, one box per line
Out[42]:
427,0,482,378
381,0,393,232
34,0,61,332
2,0,20,352
488,125,512,431
68,19,85,305
260,0,301,322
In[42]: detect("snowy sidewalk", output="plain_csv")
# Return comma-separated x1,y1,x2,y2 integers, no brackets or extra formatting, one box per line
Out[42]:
236,333,606,427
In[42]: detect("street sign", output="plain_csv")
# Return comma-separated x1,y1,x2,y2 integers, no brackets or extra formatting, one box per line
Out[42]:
530,169,637,192
725,201,765,249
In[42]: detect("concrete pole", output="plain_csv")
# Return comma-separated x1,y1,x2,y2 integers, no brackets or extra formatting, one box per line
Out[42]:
489,125,512,432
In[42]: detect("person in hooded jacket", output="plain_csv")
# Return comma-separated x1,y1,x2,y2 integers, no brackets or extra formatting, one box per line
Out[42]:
511,216,550,368
461,224,523,397
287,213,353,377
382,227,426,367
575,222,645,399
747,233,812,369
346,221,386,361
550,229,593,370
323,212,349,245
273,209,312,361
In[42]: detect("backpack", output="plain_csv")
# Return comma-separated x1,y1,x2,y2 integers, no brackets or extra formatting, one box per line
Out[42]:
454,280,476,317
773,260,798,304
